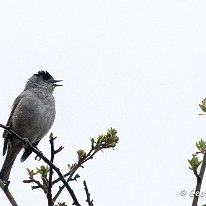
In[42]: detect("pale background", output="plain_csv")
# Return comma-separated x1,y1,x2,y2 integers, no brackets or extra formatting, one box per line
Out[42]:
0,0,206,205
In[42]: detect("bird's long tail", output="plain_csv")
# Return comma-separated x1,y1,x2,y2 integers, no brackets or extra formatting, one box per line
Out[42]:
0,141,22,182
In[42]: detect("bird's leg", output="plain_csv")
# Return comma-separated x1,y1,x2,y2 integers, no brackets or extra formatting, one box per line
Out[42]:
0,179,10,189
22,138,43,161
3,180,10,190
34,145,40,151
35,152,43,161
34,147,43,161
22,138,30,148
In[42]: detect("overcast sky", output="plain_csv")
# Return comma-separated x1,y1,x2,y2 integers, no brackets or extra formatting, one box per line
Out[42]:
1,0,206,206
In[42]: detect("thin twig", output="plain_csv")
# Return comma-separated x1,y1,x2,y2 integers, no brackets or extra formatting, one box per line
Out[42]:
0,124,81,206
53,148,98,185
83,180,94,206
25,178,47,193
53,184,65,203
47,133,55,206
192,152,206,206
54,146,64,154
0,179,18,206
53,148,100,202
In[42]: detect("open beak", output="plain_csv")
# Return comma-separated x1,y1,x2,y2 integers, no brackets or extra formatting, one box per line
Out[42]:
48,79,63,86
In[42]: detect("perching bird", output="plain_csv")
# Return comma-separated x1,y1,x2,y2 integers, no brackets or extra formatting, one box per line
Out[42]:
0,71,62,182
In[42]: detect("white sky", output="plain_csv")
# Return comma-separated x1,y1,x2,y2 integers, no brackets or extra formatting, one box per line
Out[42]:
0,0,206,205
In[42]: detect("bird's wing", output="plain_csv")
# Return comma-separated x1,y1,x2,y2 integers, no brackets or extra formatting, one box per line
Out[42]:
3,94,22,155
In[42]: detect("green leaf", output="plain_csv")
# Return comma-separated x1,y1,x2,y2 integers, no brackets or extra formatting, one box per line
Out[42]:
26,168,38,177
188,154,202,173
199,98,206,113
77,149,86,162
56,202,67,206
95,128,119,149
196,139,206,153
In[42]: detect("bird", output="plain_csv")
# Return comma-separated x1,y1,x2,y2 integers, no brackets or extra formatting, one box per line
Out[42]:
0,70,62,182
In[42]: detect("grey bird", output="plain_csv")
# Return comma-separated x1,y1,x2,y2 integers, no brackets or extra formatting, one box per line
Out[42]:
0,71,62,182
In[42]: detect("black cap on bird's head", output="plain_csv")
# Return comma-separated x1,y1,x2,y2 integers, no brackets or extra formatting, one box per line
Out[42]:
34,70,63,86
25,70,62,91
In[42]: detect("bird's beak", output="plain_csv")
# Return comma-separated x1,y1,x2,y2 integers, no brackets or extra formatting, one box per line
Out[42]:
48,79,63,86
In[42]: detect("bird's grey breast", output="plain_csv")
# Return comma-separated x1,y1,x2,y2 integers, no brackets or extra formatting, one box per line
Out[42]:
11,89,56,143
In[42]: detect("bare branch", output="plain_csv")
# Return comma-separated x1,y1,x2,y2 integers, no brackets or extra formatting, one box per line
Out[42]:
47,133,55,206
83,180,94,206
52,148,98,202
0,124,81,206
31,179,47,193
52,128,119,202
192,152,206,206
0,179,18,206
